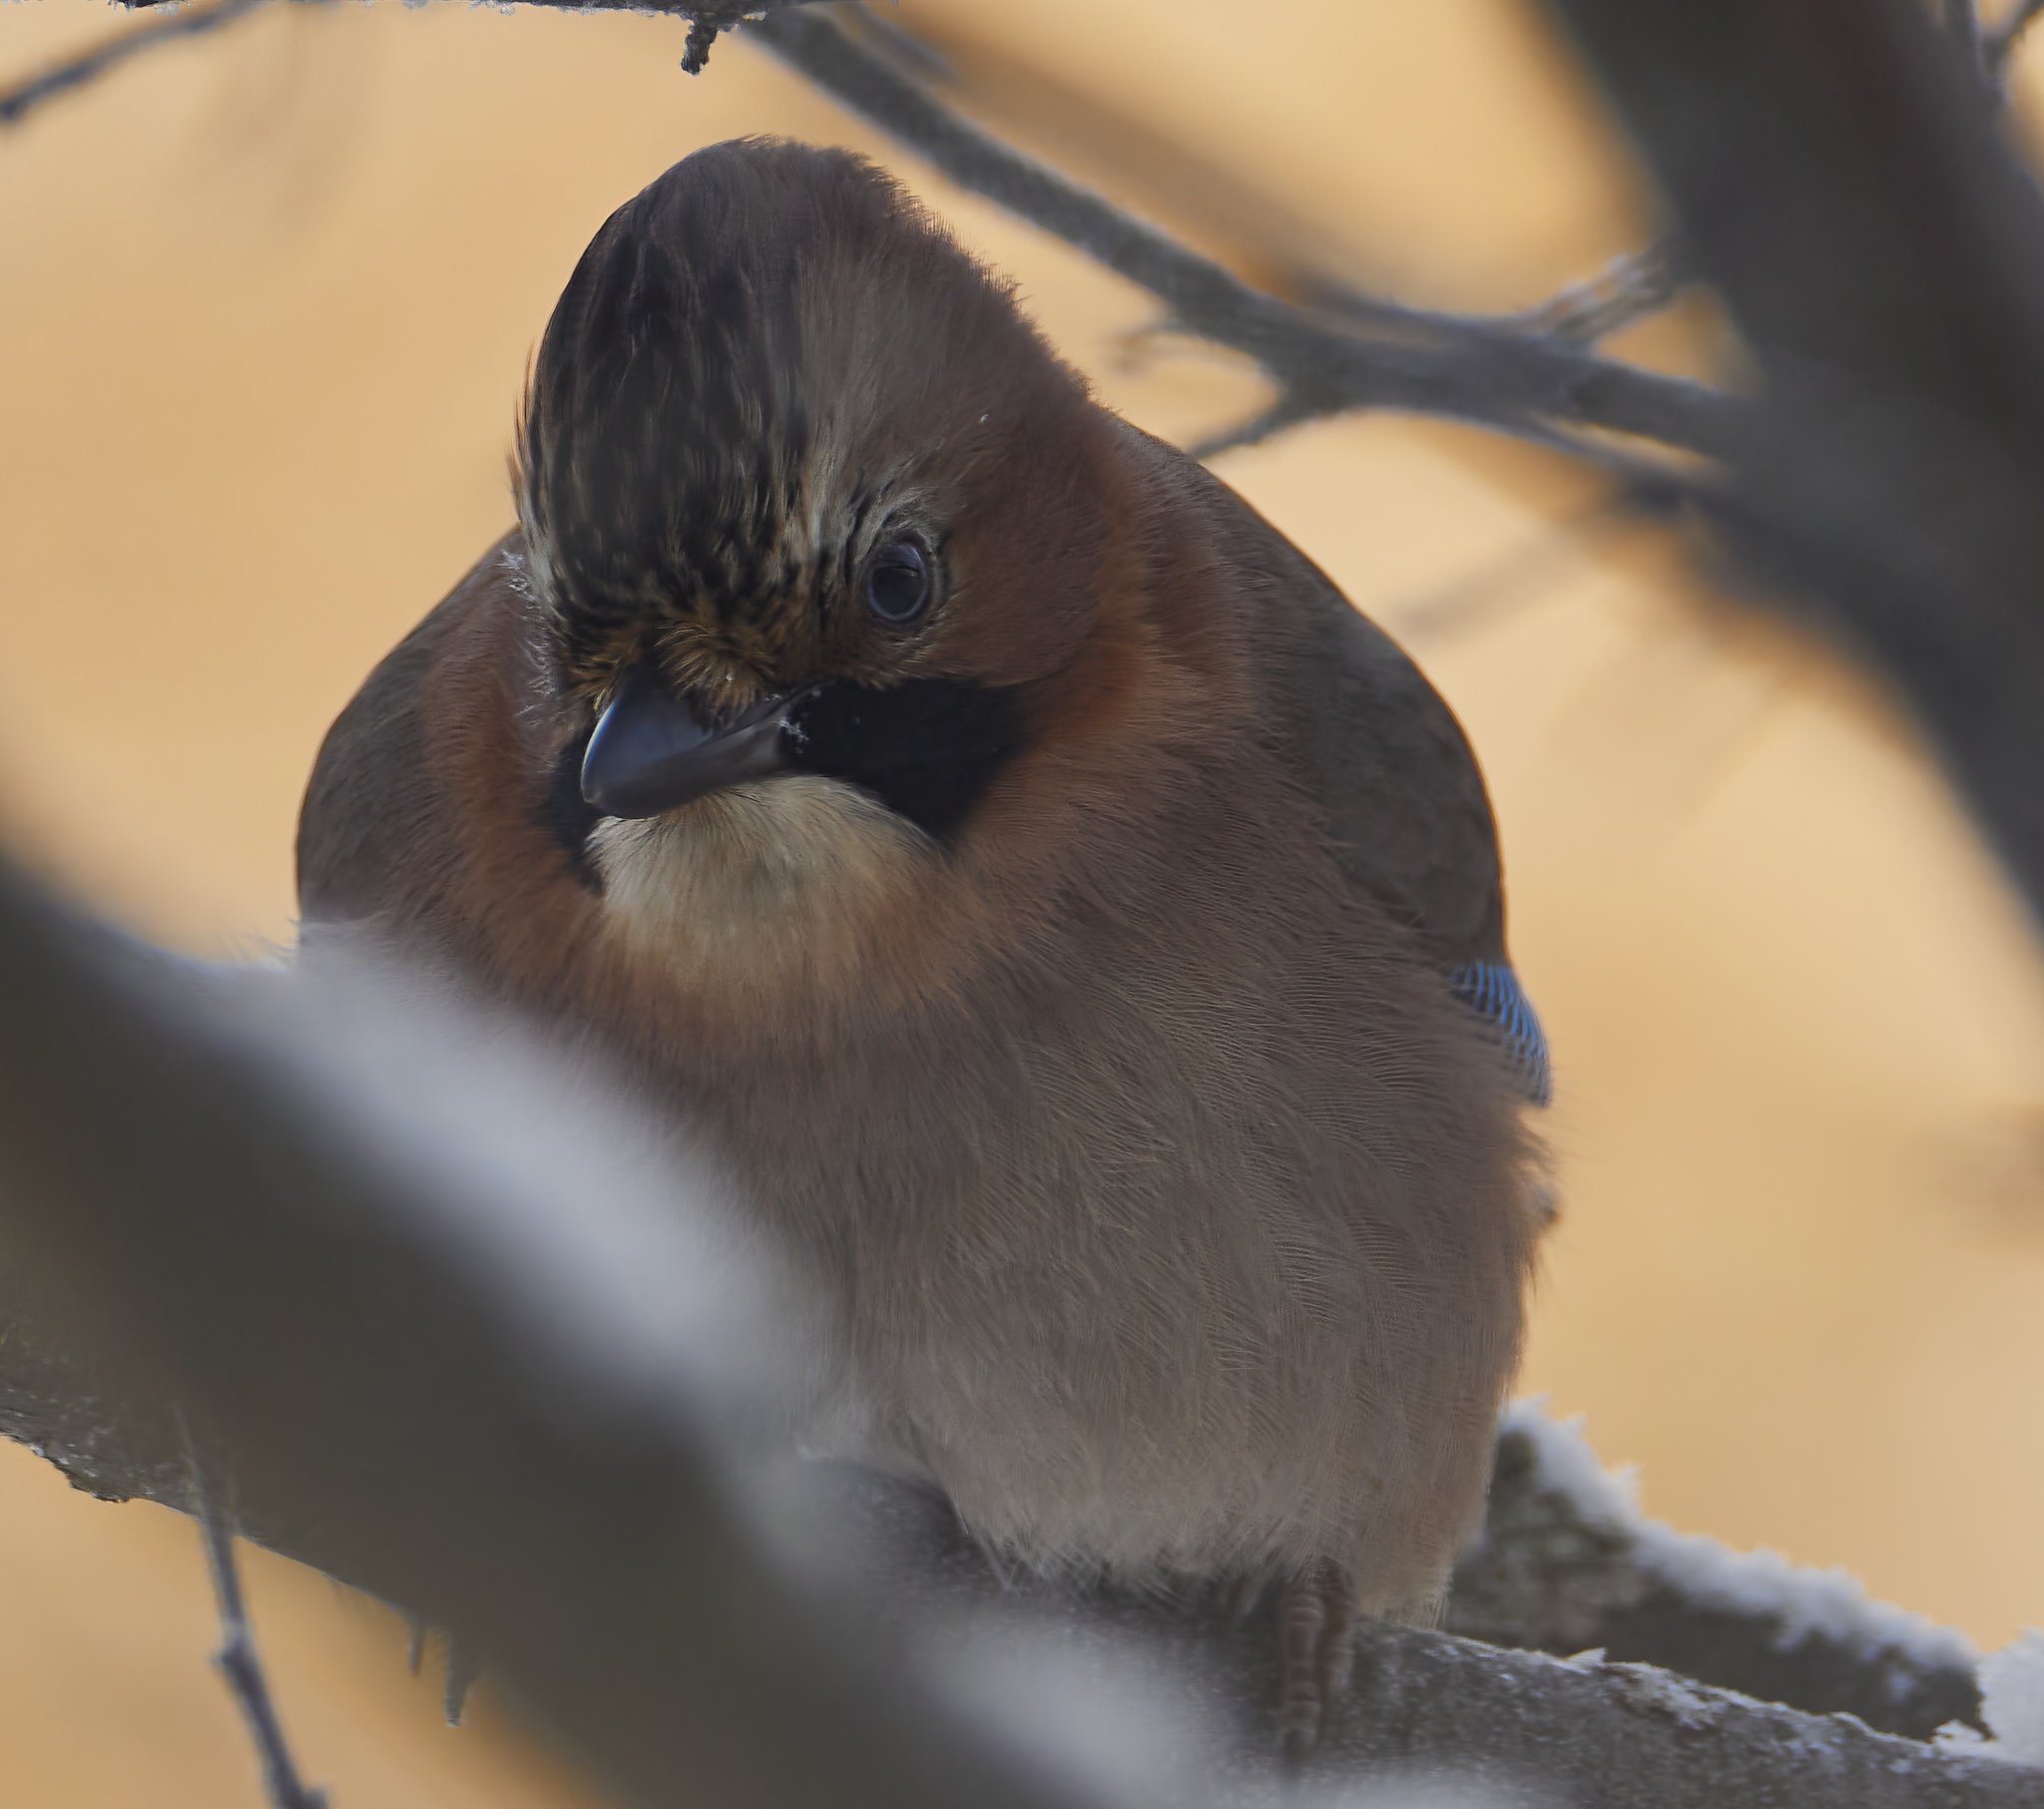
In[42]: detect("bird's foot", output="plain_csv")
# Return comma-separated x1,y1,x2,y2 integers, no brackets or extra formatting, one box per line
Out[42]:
1276,1559,1353,1766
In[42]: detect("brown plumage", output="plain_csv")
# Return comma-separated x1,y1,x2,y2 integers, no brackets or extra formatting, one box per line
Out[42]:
297,139,1545,1759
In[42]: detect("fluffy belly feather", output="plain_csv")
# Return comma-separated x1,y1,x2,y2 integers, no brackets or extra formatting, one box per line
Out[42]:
594,774,1528,1619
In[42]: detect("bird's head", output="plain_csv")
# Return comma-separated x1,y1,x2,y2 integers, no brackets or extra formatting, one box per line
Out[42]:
514,141,1132,992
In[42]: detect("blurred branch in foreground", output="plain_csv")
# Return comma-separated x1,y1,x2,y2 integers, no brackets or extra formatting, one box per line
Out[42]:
1545,0,2044,927
0,856,2035,1807
0,855,1120,1809
0,1287,1987,1747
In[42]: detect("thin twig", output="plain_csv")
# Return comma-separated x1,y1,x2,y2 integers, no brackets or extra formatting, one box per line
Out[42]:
745,12,1740,466
182,1416,330,1809
1186,391,1329,460
0,0,271,130
0,0,803,125
1502,241,1686,343
1311,241,1687,357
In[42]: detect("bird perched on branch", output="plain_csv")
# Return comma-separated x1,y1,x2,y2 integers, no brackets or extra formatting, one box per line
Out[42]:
297,139,1548,1760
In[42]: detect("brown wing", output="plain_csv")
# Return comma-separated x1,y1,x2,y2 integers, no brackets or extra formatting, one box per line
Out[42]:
1168,446,1549,1103
1163,448,1507,969
1265,554,1508,968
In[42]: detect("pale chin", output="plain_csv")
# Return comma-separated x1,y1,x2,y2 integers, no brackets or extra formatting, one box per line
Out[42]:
587,773,933,987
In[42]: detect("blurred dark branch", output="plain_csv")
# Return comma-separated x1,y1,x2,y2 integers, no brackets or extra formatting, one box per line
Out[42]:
746,11,1740,461
0,859,1116,1809
1544,0,2044,924
0,864,2033,1807
0,0,270,130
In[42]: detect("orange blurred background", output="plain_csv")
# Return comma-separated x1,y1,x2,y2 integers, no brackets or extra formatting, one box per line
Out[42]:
5,1,2044,1802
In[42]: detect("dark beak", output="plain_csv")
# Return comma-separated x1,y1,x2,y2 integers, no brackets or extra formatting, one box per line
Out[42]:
580,665,800,820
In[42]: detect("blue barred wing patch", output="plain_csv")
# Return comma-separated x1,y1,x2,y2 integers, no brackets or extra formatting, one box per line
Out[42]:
1447,961,1552,1108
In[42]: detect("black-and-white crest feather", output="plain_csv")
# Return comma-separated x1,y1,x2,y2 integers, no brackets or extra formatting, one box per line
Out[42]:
515,139,1051,706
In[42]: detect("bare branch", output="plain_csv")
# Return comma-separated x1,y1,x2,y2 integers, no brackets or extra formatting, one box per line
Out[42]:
11,0,1716,469
1543,0,2044,925
0,0,813,118
0,0,270,131
184,1421,330,1809
744,11,1743,464
834,5,1689,350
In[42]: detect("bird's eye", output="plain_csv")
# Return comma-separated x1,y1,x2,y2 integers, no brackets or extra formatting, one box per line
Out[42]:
863,537,931,625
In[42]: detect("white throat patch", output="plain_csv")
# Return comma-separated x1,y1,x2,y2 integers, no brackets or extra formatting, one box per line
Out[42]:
588,775,932,989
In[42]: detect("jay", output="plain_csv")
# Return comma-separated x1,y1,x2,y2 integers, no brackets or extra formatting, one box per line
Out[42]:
296,139,1550,1759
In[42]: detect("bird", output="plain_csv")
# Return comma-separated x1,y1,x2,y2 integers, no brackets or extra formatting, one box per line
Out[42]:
295,138,1549,1761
